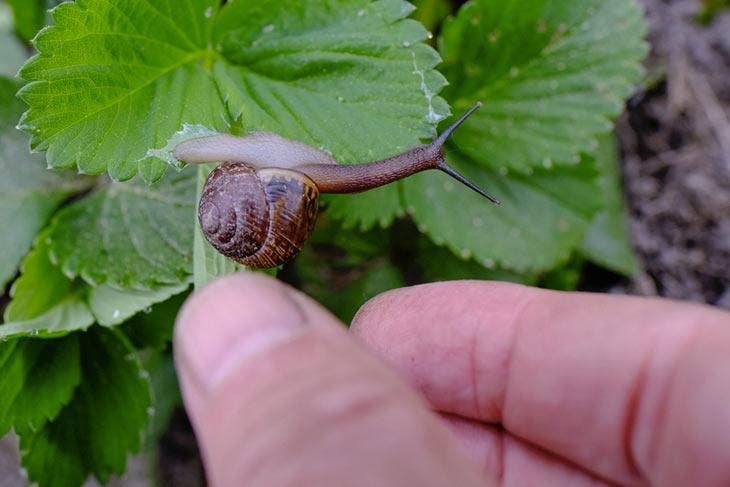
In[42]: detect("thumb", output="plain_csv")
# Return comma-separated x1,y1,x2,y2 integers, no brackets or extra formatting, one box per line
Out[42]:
174,273,488,487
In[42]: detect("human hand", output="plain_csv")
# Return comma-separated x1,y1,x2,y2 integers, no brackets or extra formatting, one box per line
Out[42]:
174,273,730,486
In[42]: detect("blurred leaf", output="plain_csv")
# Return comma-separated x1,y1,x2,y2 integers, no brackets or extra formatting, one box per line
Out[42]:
698,0,730,24
0,335,81,436
19,328,151,487
416,239,537,284
46,170,196,290
302,214,392,265
580,133,638,276
0,76,89,289
411,0,451,34
89,281,190,327
404,0,647,273
121,291,190,350
299,258,404,323
6,0,47,41
405,152,602,272
140,351,181,444
336,262,404,322
538,256,583,290
0,295,93,340
439,0,647,173
119,295,187,445
294,220,402,322
4,234,73,322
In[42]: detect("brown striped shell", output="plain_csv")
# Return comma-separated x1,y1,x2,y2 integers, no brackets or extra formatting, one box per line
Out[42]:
198,162,319,268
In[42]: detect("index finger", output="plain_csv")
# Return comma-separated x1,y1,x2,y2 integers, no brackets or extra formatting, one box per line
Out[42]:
351,281,730,486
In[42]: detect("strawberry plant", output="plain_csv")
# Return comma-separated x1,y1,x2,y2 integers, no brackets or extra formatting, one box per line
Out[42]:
0,0,646,485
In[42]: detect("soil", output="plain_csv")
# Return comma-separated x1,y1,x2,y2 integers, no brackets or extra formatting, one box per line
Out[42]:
615,0,730,307
155,411,206,487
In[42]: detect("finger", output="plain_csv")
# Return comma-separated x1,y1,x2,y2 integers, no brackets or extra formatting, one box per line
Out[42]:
351,280,730,486
174,273,489,487
441,414,611,487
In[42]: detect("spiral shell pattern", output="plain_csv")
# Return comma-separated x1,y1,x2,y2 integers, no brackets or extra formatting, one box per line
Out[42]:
198,162,319,268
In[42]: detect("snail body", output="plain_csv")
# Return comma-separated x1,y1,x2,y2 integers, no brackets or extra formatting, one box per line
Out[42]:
174,102,498,269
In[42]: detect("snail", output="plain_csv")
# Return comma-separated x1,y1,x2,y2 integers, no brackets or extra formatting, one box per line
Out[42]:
173,102,498,269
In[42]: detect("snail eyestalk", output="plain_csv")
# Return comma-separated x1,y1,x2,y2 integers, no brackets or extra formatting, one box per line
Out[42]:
433,101,483,147
431,102,500,205
437,161,501,205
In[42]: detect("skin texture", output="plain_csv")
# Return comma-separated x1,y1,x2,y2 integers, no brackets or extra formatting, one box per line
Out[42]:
174,274,730,486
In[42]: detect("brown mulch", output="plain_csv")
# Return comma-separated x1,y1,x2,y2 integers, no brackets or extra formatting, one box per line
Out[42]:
617,0,730,307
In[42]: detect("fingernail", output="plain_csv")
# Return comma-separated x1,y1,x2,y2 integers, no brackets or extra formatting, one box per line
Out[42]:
175,274,308,392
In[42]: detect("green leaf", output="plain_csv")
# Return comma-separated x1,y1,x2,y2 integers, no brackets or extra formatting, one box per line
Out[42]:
18,0,227,182
19,328,152,487
415,239,536,284
580,133,637,275
439,0,647,173
18,0,448,229
89,281,190,327
0,341,23,435
0,335,81,436
341,262,405,323
538,256,583,291
405,152,602,272
140,351,181,444
4,196,190,341
212,0,446,228
6,0,47,41
121,290,190,350
0,296,94,340
46,169,197,290
4,233,73,322
405,0,647,273
299,213,392,265
698,0,730,23
0,76,89,289
0,75,25,131
411,0,451,34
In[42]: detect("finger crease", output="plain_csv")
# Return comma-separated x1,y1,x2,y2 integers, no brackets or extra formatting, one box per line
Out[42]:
498,291,536,424
636,324,704,485
623,348,650,482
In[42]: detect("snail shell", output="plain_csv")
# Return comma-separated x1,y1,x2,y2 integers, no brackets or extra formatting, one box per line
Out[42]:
198,162,318,268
